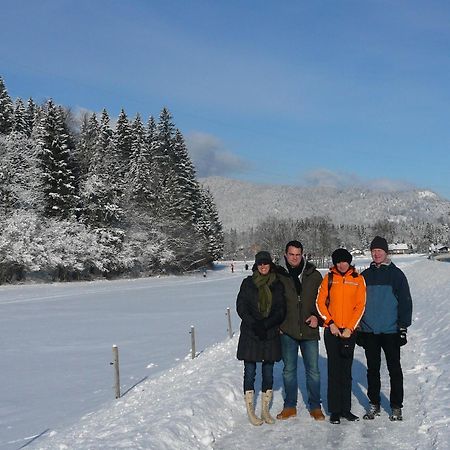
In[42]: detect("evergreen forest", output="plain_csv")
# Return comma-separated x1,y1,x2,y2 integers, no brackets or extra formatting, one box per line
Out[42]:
0,76,223,283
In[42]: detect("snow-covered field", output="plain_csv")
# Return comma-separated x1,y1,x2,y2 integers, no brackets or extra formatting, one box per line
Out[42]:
1,255,449,449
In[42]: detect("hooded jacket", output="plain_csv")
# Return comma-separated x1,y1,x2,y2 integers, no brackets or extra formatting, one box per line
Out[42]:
316,266,366,331
275,257,323,340
360,260,412,334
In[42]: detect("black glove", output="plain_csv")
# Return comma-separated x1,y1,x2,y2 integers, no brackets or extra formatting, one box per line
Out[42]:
398,328,407,346
355,331,366,348
252,321,267,340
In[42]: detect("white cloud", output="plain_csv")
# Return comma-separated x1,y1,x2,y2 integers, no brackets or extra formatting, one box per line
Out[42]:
367,177,416,191
304,168,415,191
186,131,250,177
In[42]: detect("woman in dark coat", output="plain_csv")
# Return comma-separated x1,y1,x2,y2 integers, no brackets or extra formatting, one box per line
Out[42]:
236,251,286,426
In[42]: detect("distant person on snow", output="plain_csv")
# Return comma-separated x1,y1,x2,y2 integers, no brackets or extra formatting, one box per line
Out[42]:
275,240,325,421
316,248,366,424
236,251,286,426
231,261,235,273
359,236,413,421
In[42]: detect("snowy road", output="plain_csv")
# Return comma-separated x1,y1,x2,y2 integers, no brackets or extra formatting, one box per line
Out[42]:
214,257,449,450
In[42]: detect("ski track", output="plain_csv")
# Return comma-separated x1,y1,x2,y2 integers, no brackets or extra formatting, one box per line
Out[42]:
0,272,241,306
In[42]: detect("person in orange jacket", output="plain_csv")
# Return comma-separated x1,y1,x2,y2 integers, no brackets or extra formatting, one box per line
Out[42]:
316,248,366,424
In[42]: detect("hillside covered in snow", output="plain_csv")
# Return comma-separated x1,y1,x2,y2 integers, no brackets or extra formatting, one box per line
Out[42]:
201,176,450,231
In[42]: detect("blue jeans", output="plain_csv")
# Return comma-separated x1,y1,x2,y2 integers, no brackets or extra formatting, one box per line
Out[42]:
281,333,321,410
243,361,274,393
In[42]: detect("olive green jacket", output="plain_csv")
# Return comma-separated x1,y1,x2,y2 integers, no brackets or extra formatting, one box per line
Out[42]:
276,258,323,340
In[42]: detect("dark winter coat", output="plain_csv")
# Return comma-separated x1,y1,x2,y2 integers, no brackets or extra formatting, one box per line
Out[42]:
276,258,323,340
360,260,412,334
236,275,286,362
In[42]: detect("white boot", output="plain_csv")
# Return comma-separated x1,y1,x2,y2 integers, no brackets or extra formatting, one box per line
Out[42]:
261,389,275,424
245,390,263,426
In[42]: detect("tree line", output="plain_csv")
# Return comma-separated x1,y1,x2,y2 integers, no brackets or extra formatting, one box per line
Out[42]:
0,76,223,283
224,215,449,263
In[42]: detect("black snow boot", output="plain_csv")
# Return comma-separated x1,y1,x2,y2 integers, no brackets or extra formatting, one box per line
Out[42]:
389,407,403,421
363,403,381,420
341,411,359,421
330,413,340,424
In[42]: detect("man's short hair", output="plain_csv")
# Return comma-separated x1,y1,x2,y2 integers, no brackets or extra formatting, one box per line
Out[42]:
285,240,303,254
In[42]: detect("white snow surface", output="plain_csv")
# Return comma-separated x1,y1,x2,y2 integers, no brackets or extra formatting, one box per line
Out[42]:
1,256,449,449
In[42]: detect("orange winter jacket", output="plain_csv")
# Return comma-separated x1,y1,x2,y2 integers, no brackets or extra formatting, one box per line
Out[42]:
316,266,366,331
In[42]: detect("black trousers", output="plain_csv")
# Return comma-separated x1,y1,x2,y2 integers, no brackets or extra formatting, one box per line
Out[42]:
324,328,356,414
363,332,403,408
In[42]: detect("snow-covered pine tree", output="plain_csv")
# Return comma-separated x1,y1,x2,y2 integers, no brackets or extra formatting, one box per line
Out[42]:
79,109,123,227
146,115,156,145
114,108,132,176
150,107,200,225
171,129,202,225
77,112,99,181
127,113,154,208
94,109,114,170
35,99,78,219
90,108,122,184
12,98,28,134
196,187,224,260
149,107,177,220
57,106,81,209
0,133,43,215
25,98,38,137
0,77,14,134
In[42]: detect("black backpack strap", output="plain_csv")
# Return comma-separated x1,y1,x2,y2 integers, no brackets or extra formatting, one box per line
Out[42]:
325,272,333,307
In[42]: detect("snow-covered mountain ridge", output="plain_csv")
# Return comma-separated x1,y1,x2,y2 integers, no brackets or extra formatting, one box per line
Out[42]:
201,176,450,231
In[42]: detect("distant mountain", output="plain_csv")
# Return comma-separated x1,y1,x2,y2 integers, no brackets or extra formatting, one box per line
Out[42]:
200,176,450,231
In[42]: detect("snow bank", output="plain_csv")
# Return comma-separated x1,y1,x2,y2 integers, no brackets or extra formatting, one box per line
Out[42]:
36,339,242,450
25,258,450,449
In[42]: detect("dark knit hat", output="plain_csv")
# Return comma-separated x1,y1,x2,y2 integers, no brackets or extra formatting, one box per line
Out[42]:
332,248,353,265
370,236,389,253
255,251,272,265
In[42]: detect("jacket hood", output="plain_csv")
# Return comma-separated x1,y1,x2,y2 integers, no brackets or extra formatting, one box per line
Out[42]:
276,256,317,276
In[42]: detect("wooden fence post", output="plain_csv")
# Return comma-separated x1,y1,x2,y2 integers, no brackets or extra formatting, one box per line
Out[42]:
190,325,196,359
111,345,121,399
226,307,233,339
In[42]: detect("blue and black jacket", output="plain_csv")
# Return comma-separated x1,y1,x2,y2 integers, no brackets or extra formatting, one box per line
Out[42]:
360,261,412,334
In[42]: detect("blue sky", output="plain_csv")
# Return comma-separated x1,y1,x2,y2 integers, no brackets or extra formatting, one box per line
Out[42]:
1,0,449,199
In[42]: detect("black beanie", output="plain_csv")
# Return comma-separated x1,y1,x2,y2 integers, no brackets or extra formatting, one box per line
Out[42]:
255,251,272,265
332,248,353,266
370,236,389,253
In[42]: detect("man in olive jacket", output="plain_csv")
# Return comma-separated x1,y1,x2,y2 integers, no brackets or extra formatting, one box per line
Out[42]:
275,240,325,421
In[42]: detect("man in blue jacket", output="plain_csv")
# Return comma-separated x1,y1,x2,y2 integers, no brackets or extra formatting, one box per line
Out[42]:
360,236,413,421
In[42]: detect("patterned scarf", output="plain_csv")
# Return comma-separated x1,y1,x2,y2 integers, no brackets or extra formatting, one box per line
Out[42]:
252,270,276,318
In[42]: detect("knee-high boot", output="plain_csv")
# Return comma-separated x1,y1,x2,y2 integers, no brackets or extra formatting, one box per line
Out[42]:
245,390,263,426
261,389,275,424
